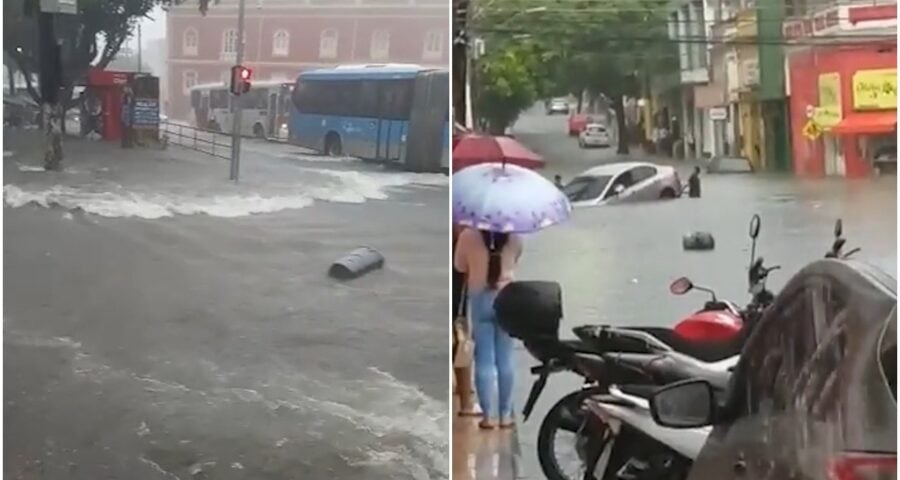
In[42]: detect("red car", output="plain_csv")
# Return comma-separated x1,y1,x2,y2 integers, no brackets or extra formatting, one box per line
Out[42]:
568,113,594,136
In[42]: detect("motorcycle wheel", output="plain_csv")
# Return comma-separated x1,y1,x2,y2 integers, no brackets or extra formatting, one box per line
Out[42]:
537,387,606,480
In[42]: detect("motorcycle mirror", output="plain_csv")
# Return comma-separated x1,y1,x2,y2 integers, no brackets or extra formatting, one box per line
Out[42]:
834,219,843,238
670,277,694,295
749,214,761,239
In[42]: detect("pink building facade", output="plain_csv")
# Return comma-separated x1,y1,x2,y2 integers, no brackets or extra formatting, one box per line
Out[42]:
165,0,448,121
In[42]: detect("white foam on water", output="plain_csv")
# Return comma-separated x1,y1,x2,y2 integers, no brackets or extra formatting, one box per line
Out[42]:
17,164,45,172
4,168,447,219
299,366,449,479
4,151,13,157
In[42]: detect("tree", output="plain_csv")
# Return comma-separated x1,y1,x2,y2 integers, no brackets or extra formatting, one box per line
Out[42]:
473,44,540,134
3,0,214,108
474,0,677,152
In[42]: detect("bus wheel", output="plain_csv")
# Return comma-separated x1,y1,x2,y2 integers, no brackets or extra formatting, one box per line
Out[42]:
324,133,342,156
253,123,265,138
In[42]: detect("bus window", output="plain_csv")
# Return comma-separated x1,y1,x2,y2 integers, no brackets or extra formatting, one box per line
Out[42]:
379,79,414,120
210,90,229,109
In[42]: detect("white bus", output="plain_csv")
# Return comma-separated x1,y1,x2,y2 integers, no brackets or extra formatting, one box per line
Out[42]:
189,80,293,138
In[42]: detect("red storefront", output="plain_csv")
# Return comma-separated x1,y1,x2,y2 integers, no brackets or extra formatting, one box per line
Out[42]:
786,5,897,177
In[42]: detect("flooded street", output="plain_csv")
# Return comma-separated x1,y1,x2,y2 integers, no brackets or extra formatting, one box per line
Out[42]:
454,107,897,479
4,133,449,480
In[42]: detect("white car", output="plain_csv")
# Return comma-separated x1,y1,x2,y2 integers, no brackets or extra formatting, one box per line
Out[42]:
578,124,610,148
562,162,683,207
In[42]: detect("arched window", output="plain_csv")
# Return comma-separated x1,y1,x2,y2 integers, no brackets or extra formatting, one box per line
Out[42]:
272,30,289,57
370,30,390,60
182,27,199,56
422,30,442,60
222,29,238,58
183,70,198,94
319,29,338,59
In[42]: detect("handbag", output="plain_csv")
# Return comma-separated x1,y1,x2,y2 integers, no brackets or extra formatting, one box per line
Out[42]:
453,316,474,369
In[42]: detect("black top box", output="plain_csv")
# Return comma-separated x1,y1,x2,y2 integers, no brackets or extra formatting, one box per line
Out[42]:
494,281,563,341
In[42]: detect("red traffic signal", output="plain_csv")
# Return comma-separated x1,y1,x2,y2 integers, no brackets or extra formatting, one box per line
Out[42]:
230,65,252,95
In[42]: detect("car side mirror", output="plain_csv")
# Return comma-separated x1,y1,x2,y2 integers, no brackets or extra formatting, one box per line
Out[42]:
614,184,625,194
650,379,716,428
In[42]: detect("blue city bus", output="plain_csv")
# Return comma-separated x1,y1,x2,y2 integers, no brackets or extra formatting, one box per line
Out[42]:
289,64,449,172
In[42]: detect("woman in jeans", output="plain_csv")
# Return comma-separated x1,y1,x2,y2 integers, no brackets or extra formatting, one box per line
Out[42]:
454,227,523,429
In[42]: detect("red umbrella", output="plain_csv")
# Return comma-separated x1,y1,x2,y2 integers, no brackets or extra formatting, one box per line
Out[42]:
452,134,544,172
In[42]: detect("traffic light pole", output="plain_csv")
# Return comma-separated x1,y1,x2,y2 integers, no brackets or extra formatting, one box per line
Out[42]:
229,0,247,182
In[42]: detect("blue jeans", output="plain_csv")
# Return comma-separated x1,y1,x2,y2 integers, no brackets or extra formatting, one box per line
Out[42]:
469,289,515,419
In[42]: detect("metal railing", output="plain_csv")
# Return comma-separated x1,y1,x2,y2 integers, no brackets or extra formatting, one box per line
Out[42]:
160,120,232,161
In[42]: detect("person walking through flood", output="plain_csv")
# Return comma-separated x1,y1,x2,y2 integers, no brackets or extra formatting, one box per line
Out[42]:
453,224,478,418
688,166,701,198
454,227,523,429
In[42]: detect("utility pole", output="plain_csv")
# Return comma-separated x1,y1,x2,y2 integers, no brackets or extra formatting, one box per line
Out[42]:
137,23,142,73
229,0,247,182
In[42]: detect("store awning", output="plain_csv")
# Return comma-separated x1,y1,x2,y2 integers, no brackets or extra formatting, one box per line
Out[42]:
830,111,897,135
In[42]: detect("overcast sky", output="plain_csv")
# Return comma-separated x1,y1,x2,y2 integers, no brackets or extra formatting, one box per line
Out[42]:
128,5,167,51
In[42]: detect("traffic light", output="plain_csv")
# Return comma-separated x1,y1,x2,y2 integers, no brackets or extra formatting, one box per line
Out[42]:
230,65,252,95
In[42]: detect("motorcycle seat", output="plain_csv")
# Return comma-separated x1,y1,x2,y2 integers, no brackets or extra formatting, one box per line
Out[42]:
621,327,742,363
602,352,731,391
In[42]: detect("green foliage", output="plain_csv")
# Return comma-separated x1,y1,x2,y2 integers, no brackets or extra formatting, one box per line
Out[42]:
474,43,541,133
4,0,206,105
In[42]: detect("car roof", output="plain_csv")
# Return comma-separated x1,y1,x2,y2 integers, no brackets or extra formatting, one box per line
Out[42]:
576,162,660,177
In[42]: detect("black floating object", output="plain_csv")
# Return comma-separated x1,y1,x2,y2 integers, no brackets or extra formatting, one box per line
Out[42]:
328,246,385,280
683,232,716,251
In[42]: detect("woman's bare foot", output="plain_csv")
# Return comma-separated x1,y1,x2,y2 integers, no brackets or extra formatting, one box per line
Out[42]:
499,417,516,429
458,405,481,417
478,418,497,429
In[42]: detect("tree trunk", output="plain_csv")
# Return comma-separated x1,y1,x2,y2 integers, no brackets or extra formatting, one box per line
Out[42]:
614,93,629,155
576,92,583,113
7,65,15,96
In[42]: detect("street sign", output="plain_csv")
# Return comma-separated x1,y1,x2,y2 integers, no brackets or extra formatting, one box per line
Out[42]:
710,107,728,121
802,120,822,140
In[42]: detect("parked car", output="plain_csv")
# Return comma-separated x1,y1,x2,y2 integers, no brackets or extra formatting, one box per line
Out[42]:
650,258,897,480
562,161,682,207
546,98,570,115
874,145,897,175
3,95,39,127
578,123,610,148
568,113,594,136
706,155,754,174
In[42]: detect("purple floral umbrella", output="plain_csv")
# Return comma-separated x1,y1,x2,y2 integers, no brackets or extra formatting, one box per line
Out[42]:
453,162,572,233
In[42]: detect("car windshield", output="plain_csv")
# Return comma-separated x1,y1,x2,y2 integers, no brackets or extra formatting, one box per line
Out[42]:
563,175,612,201
587,125,606,133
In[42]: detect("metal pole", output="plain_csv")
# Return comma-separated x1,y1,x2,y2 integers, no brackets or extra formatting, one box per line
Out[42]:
229,0,247,182
137,24,142,73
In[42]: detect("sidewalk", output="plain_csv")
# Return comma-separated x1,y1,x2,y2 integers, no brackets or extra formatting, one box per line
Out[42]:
452,397,523,480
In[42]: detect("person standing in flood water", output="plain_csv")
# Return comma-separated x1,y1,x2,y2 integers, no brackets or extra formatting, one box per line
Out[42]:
454,227,523,429
688,166,701,198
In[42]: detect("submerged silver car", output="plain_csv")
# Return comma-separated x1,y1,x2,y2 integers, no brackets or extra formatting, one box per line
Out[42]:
562,162,682,207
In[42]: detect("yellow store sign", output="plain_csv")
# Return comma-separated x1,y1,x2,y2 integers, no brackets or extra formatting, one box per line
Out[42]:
853,69,897,110
815,73,841,128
